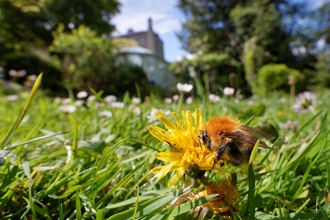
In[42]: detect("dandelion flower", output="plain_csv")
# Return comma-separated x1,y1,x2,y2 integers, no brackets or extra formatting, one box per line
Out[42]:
188,179,241,217
148,109,227,187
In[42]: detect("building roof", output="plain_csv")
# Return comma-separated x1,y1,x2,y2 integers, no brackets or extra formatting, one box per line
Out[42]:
119,31,147,38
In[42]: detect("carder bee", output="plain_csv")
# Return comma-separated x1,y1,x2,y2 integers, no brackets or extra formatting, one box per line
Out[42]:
200,117,273,167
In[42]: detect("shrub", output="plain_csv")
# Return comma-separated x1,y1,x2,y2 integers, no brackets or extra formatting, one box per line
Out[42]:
257,63,305,95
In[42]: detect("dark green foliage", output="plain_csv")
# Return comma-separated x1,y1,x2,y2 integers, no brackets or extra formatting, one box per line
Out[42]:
314,53,330,89
257,64,306,95
48,0,120,35
0,0,120,51
170,53,245,94
177,0,244,58
1,53,64,94
174,0,304,95
0,0,122,96
101,64,166,98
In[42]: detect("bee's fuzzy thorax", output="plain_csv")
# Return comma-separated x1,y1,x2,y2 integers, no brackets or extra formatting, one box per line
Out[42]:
204,117,241,135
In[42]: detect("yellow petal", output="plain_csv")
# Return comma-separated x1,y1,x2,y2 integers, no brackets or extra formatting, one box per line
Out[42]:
156,163,175,179
193,108,203,133
171,112,183,130
168,165,189,187
156,152,183,162
148,126,168,142
159,114,177,130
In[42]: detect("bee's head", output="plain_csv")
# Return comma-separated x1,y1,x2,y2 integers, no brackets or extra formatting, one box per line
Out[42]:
200,130,211,149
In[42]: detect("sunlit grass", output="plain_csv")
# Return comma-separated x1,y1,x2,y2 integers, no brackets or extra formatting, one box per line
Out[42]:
0,83,330,219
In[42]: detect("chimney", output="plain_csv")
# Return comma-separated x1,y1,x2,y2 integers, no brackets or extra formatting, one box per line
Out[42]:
148,17,153,31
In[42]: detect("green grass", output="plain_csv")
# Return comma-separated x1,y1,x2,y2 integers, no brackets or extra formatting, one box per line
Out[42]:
0,79,330,219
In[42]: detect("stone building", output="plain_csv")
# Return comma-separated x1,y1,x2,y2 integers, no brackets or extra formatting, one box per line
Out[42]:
117,18,164,58
114,18,173,92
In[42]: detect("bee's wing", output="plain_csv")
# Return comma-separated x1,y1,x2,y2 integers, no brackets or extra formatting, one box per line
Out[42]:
240,125,273,140
223,127,273,150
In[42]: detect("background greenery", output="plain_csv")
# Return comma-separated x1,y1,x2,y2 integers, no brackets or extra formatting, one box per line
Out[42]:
1,0,330,219
1,0,330,97
0,80,329,219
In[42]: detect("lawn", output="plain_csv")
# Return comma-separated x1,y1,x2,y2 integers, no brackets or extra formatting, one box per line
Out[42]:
0,75,329,219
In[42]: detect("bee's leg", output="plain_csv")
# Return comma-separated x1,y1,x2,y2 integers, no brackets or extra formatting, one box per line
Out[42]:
198,135,203,149
210,142,233,172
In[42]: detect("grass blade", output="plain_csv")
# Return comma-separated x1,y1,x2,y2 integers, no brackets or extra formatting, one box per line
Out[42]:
0,73,43,149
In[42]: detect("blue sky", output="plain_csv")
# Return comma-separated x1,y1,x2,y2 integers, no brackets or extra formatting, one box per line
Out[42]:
112,0,188,62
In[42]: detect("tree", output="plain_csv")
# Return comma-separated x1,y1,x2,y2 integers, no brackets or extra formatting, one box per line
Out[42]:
177,0,244,59
0,0,119,52
0,0,120,93
49,25,115,90
176,0,308,94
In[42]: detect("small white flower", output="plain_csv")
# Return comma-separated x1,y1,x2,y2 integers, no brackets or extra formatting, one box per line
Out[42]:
58,105,77,114
147,108,170,122
74,100,84,106
280,120,299,131
185,96,193,104
177,83,193,93
95,102,104,108
27,75,37,81
76,91,88,99
292,91,316,114
129,105,141,116
5,94,19,101
208,94,220,103
8,69,17,77
164,98,172,104
104,95,117,103
62,98,72,104
223,87,235,96
111,102,124,108
172,94,179,100
87,95,96,102
132,97,141,104
17,70,27,77
98,110,113,118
